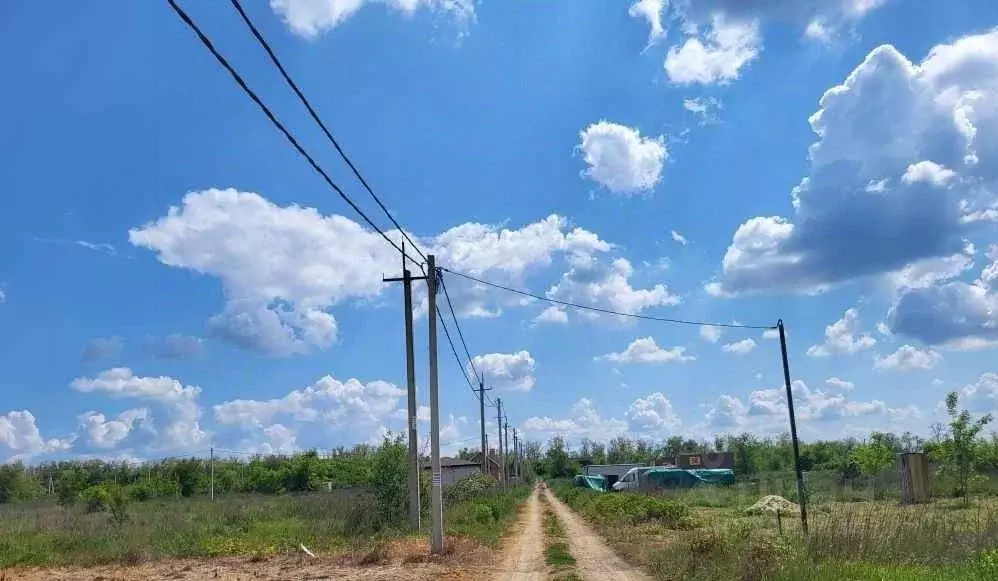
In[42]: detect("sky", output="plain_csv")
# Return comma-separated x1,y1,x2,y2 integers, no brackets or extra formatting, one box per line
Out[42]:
2,0,998,463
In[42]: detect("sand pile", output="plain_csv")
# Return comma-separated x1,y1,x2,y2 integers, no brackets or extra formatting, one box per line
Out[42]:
745,495,800,516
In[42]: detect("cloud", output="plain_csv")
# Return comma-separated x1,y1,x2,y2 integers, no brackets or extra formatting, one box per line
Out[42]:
428,214,613,318
0,410,70,461
700,325,722,343
471,351,536,392
874,345,942,371
522,398,627,442
711,30,998,295
82,337,124,361
958,372,998,413
806,308,877,357
147,334,205,359
629,0,667,47
533,306,568,325
626,392,680,435
77,409,150,450
130,189,400,357
664,15,760,85
761,328,779,340
671,230,689,245
722,338,756,354
270,0,474,39
214,375,404,431
599,337,694,364
71,368,207,450
578,121,667,195
683,97,722,125
825,377,855,391
707,378,910,430
547,257,680,318
132,191,626,352
888,246,998,348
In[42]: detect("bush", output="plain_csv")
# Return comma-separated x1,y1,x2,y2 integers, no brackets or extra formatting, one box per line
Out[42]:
554,486,693,529
444,473,497,505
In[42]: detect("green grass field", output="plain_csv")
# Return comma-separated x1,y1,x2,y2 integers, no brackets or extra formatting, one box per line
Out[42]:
0,484,531,568
550,478,998,581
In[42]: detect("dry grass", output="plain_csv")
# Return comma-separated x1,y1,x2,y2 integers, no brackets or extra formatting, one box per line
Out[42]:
549,480,998,581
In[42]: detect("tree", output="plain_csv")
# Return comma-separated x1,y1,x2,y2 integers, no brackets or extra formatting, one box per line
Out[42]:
932,391,993,501
545,437,573,478
851,442,894,476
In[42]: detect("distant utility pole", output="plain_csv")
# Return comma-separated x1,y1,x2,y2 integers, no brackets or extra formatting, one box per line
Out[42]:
504,418,510,485
477,380,492,478
210,446,215,501
426,254,444,554
496,398,505,487
384,250,429,532
778,319,808,537
512,430,519,481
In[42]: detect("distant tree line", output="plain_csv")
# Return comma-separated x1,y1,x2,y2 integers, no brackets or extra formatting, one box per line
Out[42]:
1,391,995,504
525,391,997,499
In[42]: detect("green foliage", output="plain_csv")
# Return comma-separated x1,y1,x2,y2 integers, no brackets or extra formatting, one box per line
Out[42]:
553,484,693,529
851,442,895,476
931,391,993,501
445,485,530,547
0,463,41,503
370,433,407,527
444,473,497,505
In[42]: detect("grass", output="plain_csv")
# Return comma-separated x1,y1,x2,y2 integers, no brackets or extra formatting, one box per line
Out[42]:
549,478,998,581
0,483,533,567
541,491,580,579
444,484,531,548
0,491,363,567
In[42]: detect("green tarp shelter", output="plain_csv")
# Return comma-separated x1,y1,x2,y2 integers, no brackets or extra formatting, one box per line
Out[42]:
573,474,608,491
641,467,735,489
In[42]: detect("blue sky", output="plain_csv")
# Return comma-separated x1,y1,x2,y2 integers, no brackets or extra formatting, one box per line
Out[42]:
2,0,998,461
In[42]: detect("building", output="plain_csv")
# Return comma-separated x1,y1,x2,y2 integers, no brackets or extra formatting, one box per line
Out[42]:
422,457,489,486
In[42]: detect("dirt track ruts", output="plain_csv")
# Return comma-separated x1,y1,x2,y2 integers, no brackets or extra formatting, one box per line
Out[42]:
492,485,544,580
542,486,651,581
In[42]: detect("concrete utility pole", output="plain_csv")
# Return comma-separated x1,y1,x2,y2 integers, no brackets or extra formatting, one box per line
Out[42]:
477,380,492,478
426,254,444,554
504,418,510,485
496,398,505,487
778,319,808,537
210,446,215,501
512,430,519,481
384,255,429,532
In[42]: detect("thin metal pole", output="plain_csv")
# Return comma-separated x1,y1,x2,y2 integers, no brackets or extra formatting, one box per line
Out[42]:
210,446,215,501
427,255,444,554
402,268,421,531
496,398,505,488
778,319,808,536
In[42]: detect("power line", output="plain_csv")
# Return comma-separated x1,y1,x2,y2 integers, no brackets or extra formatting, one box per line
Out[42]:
438,274,481,383
227,0,427,268
440,267,777,330
166,0,423,267
436,304,489,405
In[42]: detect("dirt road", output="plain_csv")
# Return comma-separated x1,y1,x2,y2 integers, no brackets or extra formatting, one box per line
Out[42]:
542,487,651,581
492,485,545,581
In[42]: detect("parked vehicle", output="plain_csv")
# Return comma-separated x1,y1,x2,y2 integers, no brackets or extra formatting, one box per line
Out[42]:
611,466,736,492
582,463,641,490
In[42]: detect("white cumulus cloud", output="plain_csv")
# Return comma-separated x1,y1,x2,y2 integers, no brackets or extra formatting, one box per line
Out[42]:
578,121,667,196
270,0,474,38
874,345,942,371
599,337,694,364
471,351,536,392
807,308,877,357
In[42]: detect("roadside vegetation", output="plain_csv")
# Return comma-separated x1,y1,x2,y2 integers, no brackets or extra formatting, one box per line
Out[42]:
0,435,531,567
547,391,998,581
541,492,580,581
